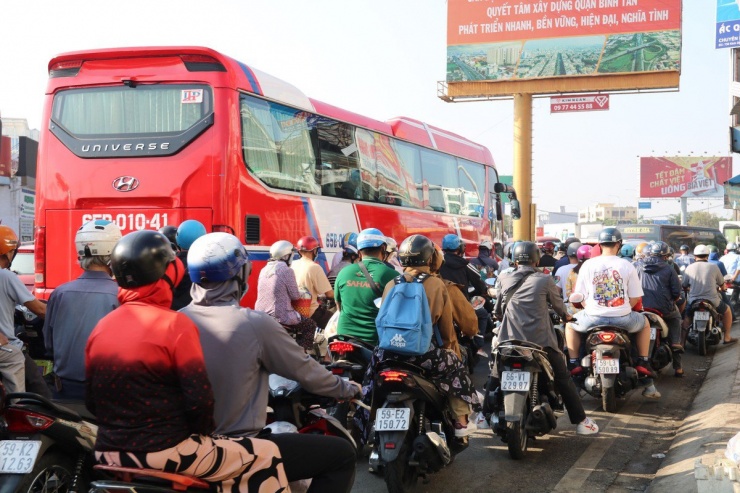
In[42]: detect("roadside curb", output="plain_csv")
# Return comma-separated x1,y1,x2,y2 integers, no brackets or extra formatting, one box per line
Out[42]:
647,332,740,493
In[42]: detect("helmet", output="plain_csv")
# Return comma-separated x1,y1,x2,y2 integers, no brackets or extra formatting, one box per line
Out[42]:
398,235,435,267
648,241,670,257
635,242,649,258
111,230,176,288
176,220,207,251
296,235,320,252
694,244,710,256
727,242,738,251
513,241,540,265
598,227,622,244
269,240,295,261
577,244,593,261
188,233,250,283
619,243,635,259
75,220,122,257
0,226,18,256
480,239,493,250
343,233,359,254
441,234,462,252
357,228,386,250
566,241,583,257
556,243,567,253
680,244,690,252
564,237,581,247
385,237,398,253
542,241,555,254
158,225,178,250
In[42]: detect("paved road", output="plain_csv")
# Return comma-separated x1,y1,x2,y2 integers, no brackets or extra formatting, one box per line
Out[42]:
351,341,718,492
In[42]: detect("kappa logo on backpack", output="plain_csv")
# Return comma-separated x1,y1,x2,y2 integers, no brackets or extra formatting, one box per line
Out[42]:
375,273,442,356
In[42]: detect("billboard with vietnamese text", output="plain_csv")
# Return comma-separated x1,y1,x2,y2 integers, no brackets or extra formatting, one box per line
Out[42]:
717,0,740,49
640,157,733,199
445,0,681,97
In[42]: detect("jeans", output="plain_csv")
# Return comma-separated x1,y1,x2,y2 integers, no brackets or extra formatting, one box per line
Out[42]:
268,432,356,493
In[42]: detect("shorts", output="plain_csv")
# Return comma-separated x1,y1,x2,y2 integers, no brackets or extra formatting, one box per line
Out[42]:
571,311,646,334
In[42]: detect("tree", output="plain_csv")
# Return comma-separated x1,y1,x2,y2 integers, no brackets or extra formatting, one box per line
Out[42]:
687,211,721,229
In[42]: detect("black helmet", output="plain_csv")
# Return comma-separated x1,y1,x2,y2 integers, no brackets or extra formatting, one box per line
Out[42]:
398,235,435,267
111,230,176,288
648,241,670,257
598,227,622,244
680,244,690,252
566,241,583,257
564,237,581,247
513,241,541,266
158,225,179,251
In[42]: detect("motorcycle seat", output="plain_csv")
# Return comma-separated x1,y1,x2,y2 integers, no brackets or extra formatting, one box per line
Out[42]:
93,465,210,491
497,339,545,351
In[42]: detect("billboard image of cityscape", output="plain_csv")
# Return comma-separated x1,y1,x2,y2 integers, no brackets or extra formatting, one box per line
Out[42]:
447,43,523,81
598,30,681,73
516,36,603,78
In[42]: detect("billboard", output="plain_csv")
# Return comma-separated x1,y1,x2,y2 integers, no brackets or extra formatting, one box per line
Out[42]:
640,157,733,199
717,0,740,49
444,0,681,98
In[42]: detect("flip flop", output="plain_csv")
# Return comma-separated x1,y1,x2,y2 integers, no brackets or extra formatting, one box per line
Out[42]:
674,368,684,378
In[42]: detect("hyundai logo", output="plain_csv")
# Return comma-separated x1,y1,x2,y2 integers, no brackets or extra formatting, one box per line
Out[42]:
112,176,140,192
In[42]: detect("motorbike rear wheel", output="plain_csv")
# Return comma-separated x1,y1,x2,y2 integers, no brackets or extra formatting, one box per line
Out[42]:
506,412,528,460
17,450,77,493
383,442,417,493
602,385,617,413
698,326,707,356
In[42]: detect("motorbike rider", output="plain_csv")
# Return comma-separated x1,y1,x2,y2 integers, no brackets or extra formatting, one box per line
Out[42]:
619,243,636,261
255,240,318,351
158,224,179,252
335,228,399,346
86,230,290,491
682,244,737,345
180,232,360,493
553,242,581,300
635,241,686,377
554,242,567,261
552,237,581,276
722,243,740,317
565,227,661,391
292,235,334,328
634,242,650,262
469,239,500,280
538,241,557,270
171,219,207,310
493,241,599,435
383,236,404,273
44,220,121,399
330,232,356,271
676,244,697,270
327,232,359,288
0,225,47,396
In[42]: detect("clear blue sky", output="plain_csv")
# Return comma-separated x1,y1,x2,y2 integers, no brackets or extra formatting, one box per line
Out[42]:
0,0,732,220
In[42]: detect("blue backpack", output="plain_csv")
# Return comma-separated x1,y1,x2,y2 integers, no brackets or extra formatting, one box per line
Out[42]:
375,273,442,356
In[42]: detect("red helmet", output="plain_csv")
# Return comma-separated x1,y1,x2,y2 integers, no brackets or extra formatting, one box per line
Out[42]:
542,241,555,254
296,236,320,252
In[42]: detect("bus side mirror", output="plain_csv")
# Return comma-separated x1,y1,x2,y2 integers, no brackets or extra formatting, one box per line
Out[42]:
510,199,522,220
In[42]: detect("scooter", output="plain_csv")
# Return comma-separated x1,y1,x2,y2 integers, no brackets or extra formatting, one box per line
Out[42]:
487,340,562,459
686,299,723,356
0,387,97,493
642,309,675,372
370,359,468,493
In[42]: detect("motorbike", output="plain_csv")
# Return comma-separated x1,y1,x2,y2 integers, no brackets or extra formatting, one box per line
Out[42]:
0,387,97,493
686,299,723,356
642,309,675,372
326,335,373,442
369,359,468,493
486,340,562,459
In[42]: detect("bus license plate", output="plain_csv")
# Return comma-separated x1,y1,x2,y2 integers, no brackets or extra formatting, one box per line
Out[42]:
375,408,410,431
501,371,531,391
595,358,620,375
695,311,710,321
0,440,41,474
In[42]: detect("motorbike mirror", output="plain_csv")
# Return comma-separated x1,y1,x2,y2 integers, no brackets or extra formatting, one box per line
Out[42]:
510,199,522,220
568,292,585,304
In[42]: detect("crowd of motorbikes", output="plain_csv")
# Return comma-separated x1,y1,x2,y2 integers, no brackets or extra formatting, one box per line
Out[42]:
0,266,728,493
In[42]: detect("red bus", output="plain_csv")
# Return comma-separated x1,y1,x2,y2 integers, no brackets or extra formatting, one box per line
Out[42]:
35,46,517,306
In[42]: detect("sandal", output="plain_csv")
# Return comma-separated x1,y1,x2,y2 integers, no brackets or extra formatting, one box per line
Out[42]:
724,338,738,346
674,368,684,378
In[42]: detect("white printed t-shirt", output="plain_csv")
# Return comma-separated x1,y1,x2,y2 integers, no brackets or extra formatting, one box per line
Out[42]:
573,255,643,317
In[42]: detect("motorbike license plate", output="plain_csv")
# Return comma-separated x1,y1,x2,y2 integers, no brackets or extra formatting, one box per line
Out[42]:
375,408,410,431
501,371,531,391
695,311,710,321
650,327,657,340
0,440,41,474
595,358,620,375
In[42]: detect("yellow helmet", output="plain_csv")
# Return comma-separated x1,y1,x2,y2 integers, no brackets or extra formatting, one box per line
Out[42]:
635,242,649,258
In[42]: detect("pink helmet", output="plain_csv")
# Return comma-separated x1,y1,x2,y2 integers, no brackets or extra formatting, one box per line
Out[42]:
577,244,593,261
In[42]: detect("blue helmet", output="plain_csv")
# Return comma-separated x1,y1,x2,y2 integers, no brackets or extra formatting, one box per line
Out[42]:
357,228,386,250
187,233,250,284
343,232,358,254
176,220,207,251
442,234,462,252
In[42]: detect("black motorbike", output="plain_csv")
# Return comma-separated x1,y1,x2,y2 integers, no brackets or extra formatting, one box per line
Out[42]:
0,388,96,493
487,340,562,459
370,359,468,493
686,299,723,356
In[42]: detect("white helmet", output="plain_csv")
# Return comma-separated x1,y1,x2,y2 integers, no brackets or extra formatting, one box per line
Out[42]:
75,220,122,258
270,240,296,261
480,239,493,250
694,244,710,256
385,236,398,253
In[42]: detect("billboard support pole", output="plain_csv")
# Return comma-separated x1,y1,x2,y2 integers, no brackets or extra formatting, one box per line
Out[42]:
513,93,532,241
680,197,688,225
